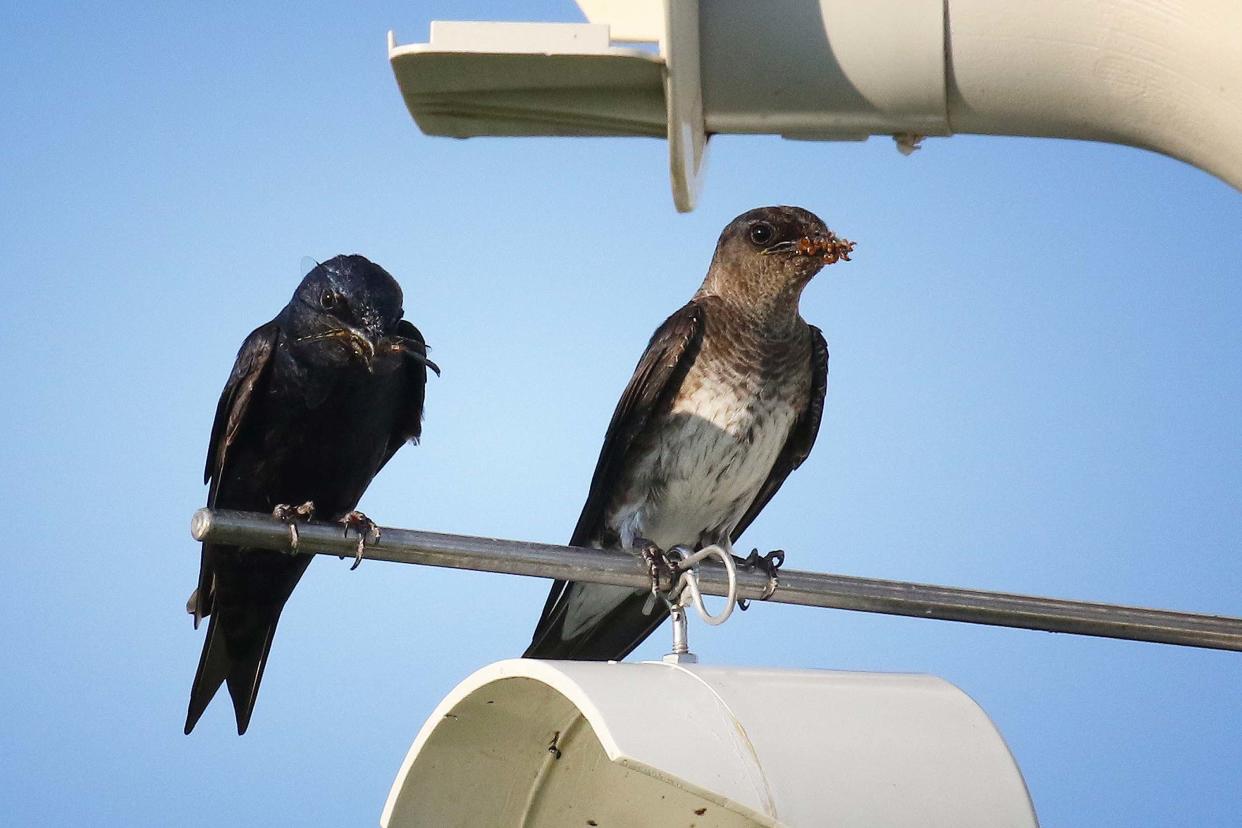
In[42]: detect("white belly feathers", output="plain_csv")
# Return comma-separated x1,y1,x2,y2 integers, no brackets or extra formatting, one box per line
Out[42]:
612,371,797,551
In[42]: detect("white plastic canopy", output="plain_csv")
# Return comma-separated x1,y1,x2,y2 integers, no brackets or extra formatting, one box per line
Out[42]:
381,659,1037,827
389,0,1242,210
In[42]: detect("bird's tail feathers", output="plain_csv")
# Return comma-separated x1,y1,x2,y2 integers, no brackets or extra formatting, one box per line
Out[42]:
184,605,281,735
523,582,667,661
184,614,231,734
225,620,278,736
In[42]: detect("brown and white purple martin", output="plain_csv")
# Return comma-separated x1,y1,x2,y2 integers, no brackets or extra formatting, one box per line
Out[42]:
524,206,853,661
184,254,436,734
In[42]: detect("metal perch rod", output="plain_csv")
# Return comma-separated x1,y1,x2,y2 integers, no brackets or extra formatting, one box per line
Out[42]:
191,508,1242,653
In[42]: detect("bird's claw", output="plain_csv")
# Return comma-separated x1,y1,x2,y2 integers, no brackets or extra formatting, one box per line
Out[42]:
639,539,680,597
734,548,784,610
272,501,315,555
339,511,380,570
272,501,316,521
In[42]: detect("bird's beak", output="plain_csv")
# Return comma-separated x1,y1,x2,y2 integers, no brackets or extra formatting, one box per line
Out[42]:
348,326,377,372
299,324,441,377
295,326,378,370
795,233,856,264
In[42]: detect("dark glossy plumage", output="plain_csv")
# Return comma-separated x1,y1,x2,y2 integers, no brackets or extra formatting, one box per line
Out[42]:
525,207,841,661
185,255,433,735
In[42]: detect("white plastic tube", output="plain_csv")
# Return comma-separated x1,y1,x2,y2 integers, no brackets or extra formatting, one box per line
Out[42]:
945,0,1242,189
692,0,1241,190
394,1,1242,209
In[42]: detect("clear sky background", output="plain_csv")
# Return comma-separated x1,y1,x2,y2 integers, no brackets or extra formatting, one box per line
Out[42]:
3,2,1240,826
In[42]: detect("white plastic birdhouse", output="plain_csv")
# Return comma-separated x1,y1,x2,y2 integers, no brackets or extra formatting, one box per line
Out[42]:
381,658,1037,827
389,0,1242,210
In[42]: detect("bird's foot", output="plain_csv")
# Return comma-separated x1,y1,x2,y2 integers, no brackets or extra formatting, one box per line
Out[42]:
733,548,784,610
339,511,380,571
273,501,316,521
272,501,316,554
638,538,680,597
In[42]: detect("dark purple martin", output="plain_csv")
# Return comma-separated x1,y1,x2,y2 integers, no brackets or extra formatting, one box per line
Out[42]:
184,255,437,735
524,206,852,661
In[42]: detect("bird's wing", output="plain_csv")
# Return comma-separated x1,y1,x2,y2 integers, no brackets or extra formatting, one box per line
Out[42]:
194,321,279,620
379,319,430,468
185,321,284,734
730,325,829,541
569,299,706,547
527,300,706,659
203,321,280,496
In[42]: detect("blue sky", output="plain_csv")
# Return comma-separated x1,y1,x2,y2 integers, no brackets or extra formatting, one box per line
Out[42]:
2,2,1240,825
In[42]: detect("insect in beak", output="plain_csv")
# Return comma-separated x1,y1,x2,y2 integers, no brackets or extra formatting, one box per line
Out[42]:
379,335,442,376
795,233,856,264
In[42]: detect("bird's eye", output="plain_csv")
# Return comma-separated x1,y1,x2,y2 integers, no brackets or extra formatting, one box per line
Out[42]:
320,290,338,310
748,222,775,246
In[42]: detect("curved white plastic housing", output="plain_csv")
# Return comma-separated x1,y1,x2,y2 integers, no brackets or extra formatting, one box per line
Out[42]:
380,659,1037,827
389,1,1242,210
945,0,1242,191
698,0,949,140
